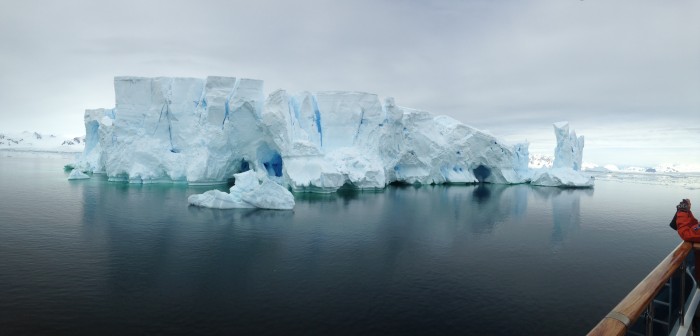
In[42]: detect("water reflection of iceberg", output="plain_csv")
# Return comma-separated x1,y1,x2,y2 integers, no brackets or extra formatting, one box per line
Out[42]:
449,184,530,235
532,186,594,250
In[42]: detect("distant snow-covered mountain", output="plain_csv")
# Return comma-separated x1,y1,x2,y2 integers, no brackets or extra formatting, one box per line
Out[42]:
597,163,700,173
584,163,700,174
529,153,554,169
0,131,85,153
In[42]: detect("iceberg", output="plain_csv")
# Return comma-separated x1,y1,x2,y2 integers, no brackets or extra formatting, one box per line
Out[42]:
188,170,295,210
529,167,594,187
72,76,592,191
67,168,90,180
530,122,594,188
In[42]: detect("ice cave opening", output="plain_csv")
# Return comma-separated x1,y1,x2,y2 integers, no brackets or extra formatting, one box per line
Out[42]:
257,144,283,177
240,160,250,172
473,165,491,183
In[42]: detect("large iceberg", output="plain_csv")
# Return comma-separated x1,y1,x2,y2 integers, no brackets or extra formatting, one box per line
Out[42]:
72,76,591,191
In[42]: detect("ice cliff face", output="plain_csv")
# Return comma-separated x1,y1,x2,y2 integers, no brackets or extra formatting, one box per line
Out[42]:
73,76,589,191
552,121,584,171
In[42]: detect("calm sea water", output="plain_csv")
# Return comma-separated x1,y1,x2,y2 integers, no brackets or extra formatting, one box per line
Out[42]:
1,156,699,335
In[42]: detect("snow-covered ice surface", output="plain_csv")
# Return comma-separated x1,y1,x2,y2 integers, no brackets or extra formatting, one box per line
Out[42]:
71,76,591,191
188,170,295,210
583,163,700,174
590,171,700,190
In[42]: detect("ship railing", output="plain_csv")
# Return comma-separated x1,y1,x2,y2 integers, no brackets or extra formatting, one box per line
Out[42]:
588,241,700,336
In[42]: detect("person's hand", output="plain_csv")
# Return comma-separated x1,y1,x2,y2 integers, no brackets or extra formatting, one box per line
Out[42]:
678,199,691,212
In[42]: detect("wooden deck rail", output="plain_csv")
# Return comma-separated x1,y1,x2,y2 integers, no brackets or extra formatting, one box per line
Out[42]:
587,241,695,336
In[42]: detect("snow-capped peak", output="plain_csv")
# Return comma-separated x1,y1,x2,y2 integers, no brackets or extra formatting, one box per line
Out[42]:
0,131,85,152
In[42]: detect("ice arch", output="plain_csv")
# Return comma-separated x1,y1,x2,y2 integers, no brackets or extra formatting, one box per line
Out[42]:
257,144,283,177
473,165,491,183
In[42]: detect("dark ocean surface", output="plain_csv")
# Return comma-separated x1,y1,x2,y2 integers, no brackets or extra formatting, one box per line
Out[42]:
1,157,698,335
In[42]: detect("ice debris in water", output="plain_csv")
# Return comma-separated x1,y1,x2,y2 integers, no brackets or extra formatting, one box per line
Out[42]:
67,169,90,180
188,170,295,210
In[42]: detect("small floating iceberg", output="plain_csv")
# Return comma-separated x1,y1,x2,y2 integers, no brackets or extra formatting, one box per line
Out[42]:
188,170,295,210
67,169,90,180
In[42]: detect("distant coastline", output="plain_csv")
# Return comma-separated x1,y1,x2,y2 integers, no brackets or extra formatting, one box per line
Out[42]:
0,148,80,159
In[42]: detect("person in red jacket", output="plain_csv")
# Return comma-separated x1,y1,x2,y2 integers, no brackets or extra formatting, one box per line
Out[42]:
676,199,700,242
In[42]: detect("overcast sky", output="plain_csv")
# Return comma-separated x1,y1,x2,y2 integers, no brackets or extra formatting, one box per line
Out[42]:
1,0,698,166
